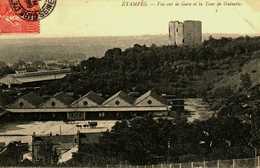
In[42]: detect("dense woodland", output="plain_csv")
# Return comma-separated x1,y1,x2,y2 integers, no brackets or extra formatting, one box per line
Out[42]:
1,36,260,165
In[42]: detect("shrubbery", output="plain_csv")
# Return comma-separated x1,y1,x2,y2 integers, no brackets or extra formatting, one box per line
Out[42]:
71,116,253,165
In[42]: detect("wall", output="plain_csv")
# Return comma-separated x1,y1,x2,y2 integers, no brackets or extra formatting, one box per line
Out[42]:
169,21,184,46
183,20,202,47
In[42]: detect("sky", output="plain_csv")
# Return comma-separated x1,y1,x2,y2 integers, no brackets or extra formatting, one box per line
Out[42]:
1,0,260,38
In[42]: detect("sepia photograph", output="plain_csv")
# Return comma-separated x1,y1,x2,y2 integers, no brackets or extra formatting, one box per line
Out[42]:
0,0,260,167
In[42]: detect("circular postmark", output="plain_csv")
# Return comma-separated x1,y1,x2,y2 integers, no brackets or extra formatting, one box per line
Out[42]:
9,0,56,21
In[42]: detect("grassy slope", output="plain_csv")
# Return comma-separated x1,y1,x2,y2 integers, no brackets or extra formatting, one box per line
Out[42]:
210,51,260,93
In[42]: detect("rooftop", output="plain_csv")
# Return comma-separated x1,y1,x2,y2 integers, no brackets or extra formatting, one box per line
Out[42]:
135,90,167,105
52,92,75,105
102,90,135,105
72,91,105,106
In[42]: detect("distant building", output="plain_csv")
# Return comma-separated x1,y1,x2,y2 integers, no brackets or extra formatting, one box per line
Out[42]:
169,20,202,47
0,69,71,88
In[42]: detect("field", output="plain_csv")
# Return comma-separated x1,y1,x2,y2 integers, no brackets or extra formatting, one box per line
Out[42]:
185,98,214,122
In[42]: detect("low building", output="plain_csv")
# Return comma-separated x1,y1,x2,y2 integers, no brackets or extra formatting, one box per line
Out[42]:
32,133,78,165
4,90,169,121
32,132,102,165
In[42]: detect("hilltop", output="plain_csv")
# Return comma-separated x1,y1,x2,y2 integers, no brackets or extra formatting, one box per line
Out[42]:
39,35,259,94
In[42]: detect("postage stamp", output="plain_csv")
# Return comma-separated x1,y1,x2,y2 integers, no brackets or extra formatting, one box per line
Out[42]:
0,0,56,33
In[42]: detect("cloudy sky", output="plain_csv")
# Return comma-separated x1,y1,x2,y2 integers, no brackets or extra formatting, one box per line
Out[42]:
2,0,260,37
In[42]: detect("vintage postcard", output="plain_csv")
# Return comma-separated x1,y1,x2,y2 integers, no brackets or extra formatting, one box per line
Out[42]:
0,0,260,167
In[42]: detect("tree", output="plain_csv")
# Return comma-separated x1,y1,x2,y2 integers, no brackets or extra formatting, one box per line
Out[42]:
240,73,252,90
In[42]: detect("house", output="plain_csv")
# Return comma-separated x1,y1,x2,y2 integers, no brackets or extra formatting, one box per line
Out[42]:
32,132,102,165
32,133,78,165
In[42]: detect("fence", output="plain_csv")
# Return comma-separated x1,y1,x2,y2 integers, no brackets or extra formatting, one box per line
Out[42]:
104,157,260,168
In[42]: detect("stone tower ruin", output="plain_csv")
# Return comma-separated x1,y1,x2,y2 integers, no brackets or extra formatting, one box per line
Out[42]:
169,20,202,47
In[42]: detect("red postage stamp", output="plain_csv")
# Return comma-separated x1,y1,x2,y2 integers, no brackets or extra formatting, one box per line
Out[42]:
0,0,56,33
0,0,39,33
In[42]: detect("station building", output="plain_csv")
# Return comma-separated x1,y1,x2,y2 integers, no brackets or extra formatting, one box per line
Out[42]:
4,90,169,121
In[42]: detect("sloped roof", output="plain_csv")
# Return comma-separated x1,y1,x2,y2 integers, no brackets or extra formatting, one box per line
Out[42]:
102,90,134,105
86,91,105,104
52,92,75,105
19,92,44,106
134,90,167,105
72,91,105,105
0,69,70,85
0,75,22,85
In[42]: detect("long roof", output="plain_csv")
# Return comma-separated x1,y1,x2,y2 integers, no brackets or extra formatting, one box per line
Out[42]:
0,69,70,85
7,90,168,109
